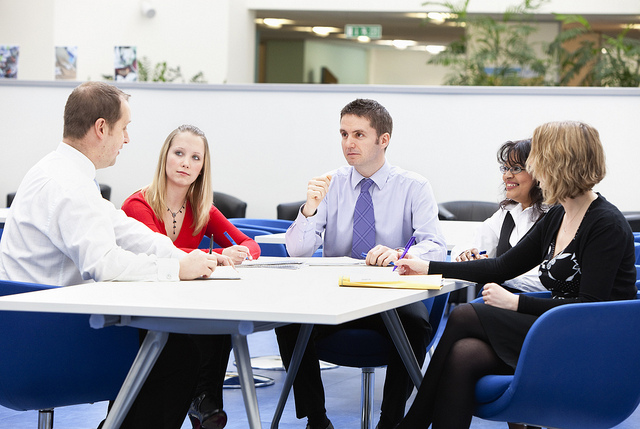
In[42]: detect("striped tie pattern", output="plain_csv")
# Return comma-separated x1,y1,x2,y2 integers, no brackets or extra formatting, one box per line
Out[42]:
351,178,375,259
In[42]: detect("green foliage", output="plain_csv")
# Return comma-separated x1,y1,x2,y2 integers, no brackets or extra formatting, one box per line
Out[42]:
138,56,207,83
548,15,640,87
424,0,551,86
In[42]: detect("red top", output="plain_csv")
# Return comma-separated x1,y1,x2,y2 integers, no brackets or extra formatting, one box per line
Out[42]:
122,190,261,258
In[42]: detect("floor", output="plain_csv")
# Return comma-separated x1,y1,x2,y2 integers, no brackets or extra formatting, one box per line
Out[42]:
1,329,639,429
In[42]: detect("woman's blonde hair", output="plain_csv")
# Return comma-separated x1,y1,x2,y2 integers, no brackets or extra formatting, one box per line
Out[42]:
145,124,213,235
527,121,606,205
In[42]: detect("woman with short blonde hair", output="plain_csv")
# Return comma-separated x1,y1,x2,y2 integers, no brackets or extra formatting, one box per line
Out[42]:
394,120,635,429
527,121,606,205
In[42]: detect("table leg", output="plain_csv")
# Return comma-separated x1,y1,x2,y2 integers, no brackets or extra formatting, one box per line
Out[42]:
101,330,169,429
380,310,423,389
232,333,262,429
270,323,314,429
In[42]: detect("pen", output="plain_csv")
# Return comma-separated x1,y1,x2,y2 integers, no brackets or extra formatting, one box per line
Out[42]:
224,231,250,260
209,234,214,254
224,231,238,246
393,236,416,271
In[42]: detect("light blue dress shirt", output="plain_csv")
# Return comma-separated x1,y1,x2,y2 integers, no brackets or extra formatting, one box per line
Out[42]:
285,160,447,261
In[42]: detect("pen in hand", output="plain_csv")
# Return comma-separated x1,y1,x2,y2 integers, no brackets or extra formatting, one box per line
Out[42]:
224,231,250,261
209,234,214,254
393,236,416,271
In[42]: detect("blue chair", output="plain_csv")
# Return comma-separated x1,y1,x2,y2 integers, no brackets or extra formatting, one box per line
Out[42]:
473,297,640,428
314,293,451,429
0,279,140,429
234,226,288,257
228,218,292,234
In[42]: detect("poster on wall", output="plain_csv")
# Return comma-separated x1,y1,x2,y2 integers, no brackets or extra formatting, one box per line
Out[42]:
0,46,19,79
55,46,78,80
114,46,138,82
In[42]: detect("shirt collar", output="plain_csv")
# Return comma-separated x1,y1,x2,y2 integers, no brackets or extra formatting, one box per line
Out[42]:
57,142,97,181
350,160,390,190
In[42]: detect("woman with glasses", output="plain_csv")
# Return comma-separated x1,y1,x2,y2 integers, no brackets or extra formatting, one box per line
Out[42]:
452,139,547,294
394,121,637,429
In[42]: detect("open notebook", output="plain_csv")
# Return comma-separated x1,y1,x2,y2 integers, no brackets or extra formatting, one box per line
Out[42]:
339,272,442,290
207,265,241,279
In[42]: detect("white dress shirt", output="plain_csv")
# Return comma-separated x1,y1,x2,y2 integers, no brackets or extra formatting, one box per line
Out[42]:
451,202,546,292
285,161,447,261
0,143,184,286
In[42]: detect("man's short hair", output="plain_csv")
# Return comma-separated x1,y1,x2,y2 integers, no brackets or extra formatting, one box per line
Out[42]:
63,82,131,140
340,99,393,138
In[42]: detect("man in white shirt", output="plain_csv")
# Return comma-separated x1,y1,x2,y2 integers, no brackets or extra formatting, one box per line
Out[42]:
0,82,229,429
277,99,447,429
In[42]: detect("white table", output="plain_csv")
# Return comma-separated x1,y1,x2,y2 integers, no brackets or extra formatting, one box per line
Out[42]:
0,263,470,428
253,221,482,251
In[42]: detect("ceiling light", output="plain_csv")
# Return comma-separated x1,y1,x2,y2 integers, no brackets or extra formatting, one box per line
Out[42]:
262,18,290,28
357,36,371,43
427,12,446,24
392,40,417,50
425,45,447,54
312,26,336,36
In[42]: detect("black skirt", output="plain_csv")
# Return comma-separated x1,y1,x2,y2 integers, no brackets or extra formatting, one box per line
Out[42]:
471,302,538,369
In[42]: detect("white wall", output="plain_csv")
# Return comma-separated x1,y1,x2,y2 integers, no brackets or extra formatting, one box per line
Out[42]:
0,0,54,80
2,81,640,219
0,0,235,83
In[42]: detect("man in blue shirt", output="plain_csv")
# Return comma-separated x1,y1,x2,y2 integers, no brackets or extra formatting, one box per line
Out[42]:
278,99,447,429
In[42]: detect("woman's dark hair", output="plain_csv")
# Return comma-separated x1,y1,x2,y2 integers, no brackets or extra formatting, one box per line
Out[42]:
497,139,545,218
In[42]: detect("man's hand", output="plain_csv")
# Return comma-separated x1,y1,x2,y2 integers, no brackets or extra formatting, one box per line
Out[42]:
365,245,399,266
179,250,232,280
302,175,332,217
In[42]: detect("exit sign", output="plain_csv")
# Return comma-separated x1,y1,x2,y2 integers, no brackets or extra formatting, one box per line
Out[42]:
344,24,382,39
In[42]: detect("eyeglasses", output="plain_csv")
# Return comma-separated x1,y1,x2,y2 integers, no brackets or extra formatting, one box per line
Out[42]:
499,165,525,175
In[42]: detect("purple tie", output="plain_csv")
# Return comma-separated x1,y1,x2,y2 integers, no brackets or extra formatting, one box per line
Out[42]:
352,178,375,259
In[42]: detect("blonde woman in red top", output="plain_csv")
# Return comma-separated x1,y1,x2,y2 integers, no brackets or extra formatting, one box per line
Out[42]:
123,124,260,429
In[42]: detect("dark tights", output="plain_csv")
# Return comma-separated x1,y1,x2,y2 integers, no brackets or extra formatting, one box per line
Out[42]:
397,304,513,429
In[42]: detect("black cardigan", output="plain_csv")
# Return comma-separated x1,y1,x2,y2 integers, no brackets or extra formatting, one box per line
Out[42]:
429,194,637,316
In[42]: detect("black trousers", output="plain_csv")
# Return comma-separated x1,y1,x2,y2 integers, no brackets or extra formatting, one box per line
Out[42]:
117,332,200,429
190,334,234,408
275,302,431,427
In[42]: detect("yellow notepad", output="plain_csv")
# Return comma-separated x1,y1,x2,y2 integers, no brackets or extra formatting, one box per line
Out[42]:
339,273,443,290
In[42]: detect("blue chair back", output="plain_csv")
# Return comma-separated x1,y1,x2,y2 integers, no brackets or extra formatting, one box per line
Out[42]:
235,226,288,257
229,218,292,234
0,279,139,413
474,298,640,428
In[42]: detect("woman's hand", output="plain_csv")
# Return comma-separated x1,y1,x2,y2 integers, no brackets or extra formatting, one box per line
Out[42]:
456,248,488,262
482,283,519,311
222,245,252,264
393,254,430,275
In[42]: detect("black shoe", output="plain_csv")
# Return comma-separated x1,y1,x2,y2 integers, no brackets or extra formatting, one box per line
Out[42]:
188,393,228,429
305,421,334,429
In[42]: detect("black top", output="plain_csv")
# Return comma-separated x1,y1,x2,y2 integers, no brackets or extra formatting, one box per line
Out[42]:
430,194,637,316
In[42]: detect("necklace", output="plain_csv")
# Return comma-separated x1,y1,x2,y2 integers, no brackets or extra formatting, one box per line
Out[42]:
167,201,186,235
562,198,591,234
